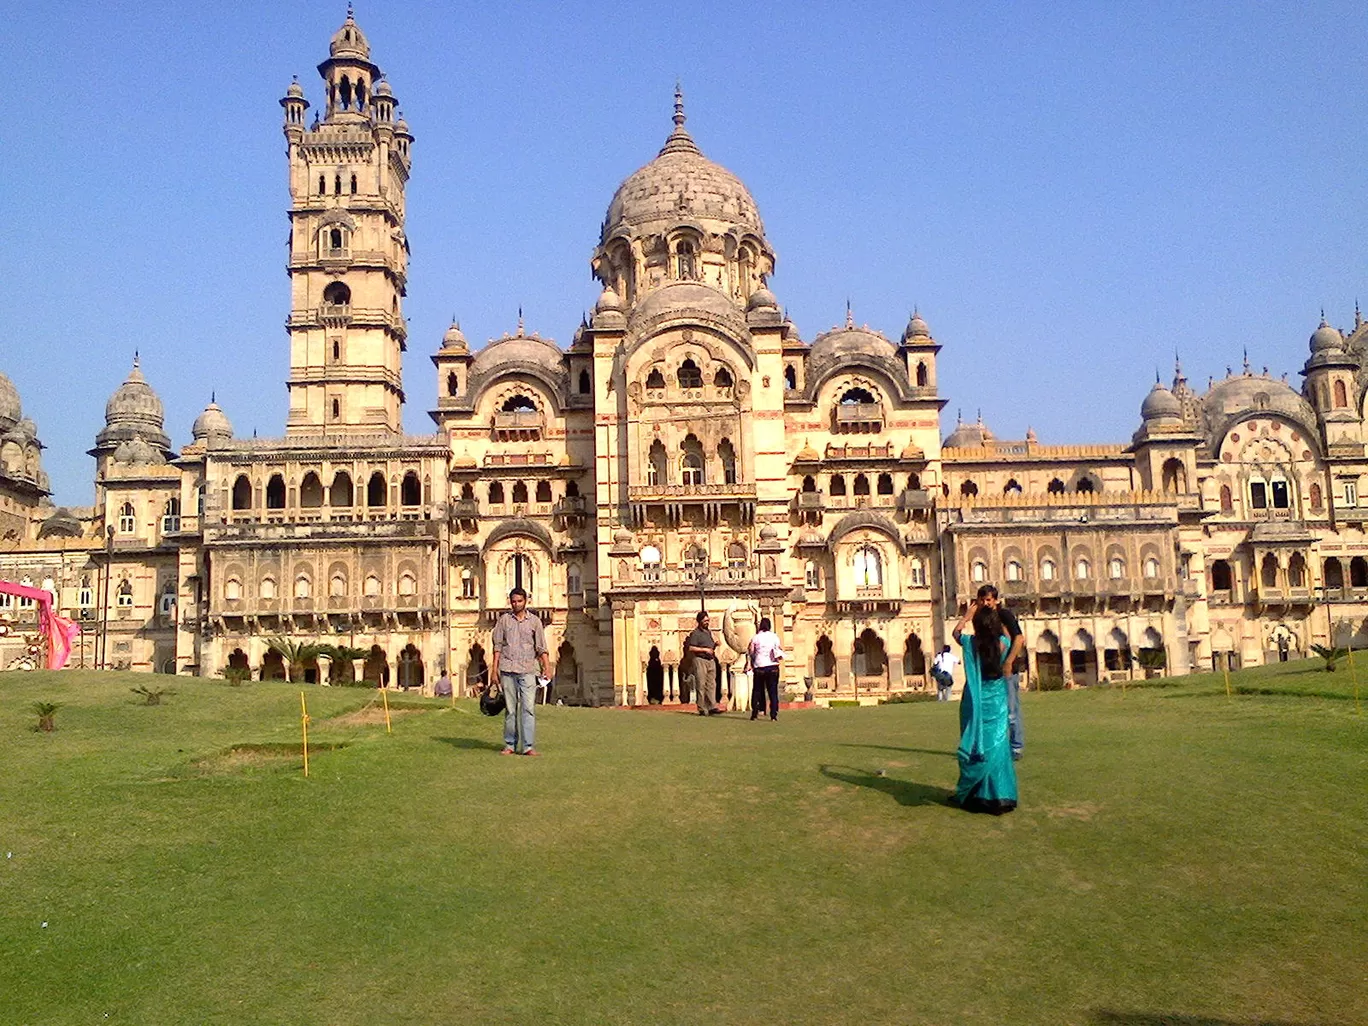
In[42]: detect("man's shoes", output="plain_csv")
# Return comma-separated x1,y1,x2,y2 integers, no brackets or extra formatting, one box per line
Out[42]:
523,748,540,757
1012,751,1023,762
500,746,515,755
707,708,724,715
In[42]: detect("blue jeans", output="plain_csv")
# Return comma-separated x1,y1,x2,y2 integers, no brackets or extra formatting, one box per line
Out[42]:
501,671,537,752
1005,672,1023,754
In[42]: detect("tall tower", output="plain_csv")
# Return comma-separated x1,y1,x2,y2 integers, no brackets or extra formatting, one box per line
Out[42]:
280,9,413,436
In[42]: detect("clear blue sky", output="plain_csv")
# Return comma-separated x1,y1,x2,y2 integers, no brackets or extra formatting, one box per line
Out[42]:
2,1,1364,506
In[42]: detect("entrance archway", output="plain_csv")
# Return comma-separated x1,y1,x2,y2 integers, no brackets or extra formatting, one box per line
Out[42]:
1034,630,1063,687
398,644,424,689
363,645,389,687
1069,629,1097,686
466,644,488,693
261,650,286,680
557,641,579,703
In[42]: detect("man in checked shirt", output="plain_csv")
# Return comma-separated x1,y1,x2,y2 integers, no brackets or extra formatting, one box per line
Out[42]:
490,587,552,755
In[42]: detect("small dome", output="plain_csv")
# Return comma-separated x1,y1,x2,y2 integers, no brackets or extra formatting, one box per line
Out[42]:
796,441,821,462
595,286,623,313
746,287,778,312
97,357,171,454
329,12,371,59
759,524,778,541
191,398,233,442
943,417,995,449
15,417,37,440
114,436,165,467
613,528,633,544
902,310,931,341
0,372,20,430
285,78,304,99
1141,381,1182,421
396,118,411,135
441,320,468,351
375,80,393,97
1310,318,1344,353
452,452,476,468
900,440,924,460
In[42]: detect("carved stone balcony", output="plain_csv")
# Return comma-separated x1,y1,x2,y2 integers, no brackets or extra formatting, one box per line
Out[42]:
834,402,884,433
491,410,543,440
628,482,757,527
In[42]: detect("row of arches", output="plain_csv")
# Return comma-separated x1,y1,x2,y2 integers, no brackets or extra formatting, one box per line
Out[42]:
316,174,359,197
115,496,195,535
230,470,425,511
223,565,421,603
227,643,424,688
959,475,1099,498
644,360,734,392
800,473,907,498
1210,554,1364,593
970,551,1163,585
647,435,738,487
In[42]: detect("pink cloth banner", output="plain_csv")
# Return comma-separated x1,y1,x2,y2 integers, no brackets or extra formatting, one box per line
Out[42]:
0,580,81,670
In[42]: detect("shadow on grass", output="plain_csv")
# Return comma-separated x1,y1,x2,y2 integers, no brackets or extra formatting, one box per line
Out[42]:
835,742,956,758
819,764,950,807
1092,1011,1320,1026
433,735,505,753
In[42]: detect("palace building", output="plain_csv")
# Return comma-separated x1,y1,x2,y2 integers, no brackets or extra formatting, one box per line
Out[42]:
4,12,1367,696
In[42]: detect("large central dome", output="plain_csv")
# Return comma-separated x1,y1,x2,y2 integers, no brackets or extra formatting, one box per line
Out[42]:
601,91,765,244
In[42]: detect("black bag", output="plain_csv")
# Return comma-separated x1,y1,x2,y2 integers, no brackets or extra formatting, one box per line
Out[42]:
479,681,506,716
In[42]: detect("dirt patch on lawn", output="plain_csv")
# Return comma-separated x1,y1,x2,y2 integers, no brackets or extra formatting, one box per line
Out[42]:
326,705,430,728
191,741,348,775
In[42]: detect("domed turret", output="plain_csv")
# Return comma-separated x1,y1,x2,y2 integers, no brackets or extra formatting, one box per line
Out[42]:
943,414,995,449
1141,380,1182,421
746,286,778,312
191,396,234,443
902,309,931,342
95,356,171,455
0,371,21,431
440,320,468,353
1310,317,1344,353
328,9,371,60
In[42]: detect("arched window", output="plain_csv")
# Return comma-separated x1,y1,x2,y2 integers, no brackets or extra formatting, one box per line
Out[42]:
830,475,847,496
447,372,459,397
329,227,344,251
400,471,421,506
330,471,354,507
853,474,871,496
318,174,326,195
675,240,696,279
460,568,476,598
677,359,702,390
971,559,988,583
334,174,342,195
117,579,133,607
719,439,738,484
805,560,822,590
1076,478,1096,494
1270,478,1290,509
161,497,180,534
362,574,381,597
960,480,979,497
840,387,876,405
331,340,341,362
727,542,747,578
266,474,286,510
681,434,705,486
118,502,136,534
1261,553,1279,589
647,439,668,487
1005,559,1023,582
1250,478,1268,510
1109,556,1125,580
1310,482,1323,510
224,577,242,601
567,565,582,595
1220,484,1234,512
916,362,928,387
367,471,386,507
1288,552,1307,588
489,482,505,504
1334,379,1349,408
323,281,350,307
910,558,926,587
1075,558,1091,580
535,480,552,503
853,628,886,677
801,475,817,493
330,572,347,597
645,367,666,390
1143,556,1161,579
1212,559,1234,591
260,576,277,600
511,482,529,504
295,574,311,599
877,473,894,495
784,365,797,390
349,173,358,195
1003,479,1022,494
331,398,340,420
1040,558,1057,581
683,544,708,570
908,473,921,490
578,369,591,394
507,553,533,595
398,571,417,596
1351,556,1368,589
300,472,324,508
1047,478,1066,494
854,546,882,588
714,367,734,389
1161,458,1187,493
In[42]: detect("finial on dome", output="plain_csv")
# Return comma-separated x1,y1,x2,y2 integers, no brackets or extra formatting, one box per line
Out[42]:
347,1,354,17
976,408,983,425
210,391,216,403
517,307,524,334
1357,299,1363,327
1243,348,1251,375
133,350,140,368
673,81,685,129
845,299,854,329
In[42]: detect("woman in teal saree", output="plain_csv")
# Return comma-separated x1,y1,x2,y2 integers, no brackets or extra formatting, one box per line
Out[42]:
950,602,1018,814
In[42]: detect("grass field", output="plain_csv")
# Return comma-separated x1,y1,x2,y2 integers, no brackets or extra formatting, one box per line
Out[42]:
2,662,1365,1026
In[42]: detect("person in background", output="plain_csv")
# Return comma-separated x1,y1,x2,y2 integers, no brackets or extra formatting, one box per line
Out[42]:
746,617,785,721
490,587,551,755
977,584,1025,760
685,610,721,716
931,644,958,701
950,599,1018,814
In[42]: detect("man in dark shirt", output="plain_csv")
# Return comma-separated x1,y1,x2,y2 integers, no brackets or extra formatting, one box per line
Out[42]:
979,584,1024,759
685,610,721,715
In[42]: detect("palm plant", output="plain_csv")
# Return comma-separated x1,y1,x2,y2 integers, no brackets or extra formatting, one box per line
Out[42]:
319,644,369,686
31,701,60,732
1312,644,1347,672
131,684,175,706
267,636,323,683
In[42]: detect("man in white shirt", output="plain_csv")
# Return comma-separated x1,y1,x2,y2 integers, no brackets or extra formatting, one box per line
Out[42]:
745,617,785,721
931,645,958,701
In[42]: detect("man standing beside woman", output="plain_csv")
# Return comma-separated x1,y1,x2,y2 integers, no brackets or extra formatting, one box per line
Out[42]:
745,617,784,720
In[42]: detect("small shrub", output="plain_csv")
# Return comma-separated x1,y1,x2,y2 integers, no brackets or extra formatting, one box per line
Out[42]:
882,691,935,704
828,699,860,708
131,685,175,706
222,666,251,686
31,701,60,732
1037,673,1067,692
1311,645,1347,672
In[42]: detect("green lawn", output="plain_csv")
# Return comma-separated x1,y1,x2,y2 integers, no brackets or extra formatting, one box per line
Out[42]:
2,662,1364,1026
